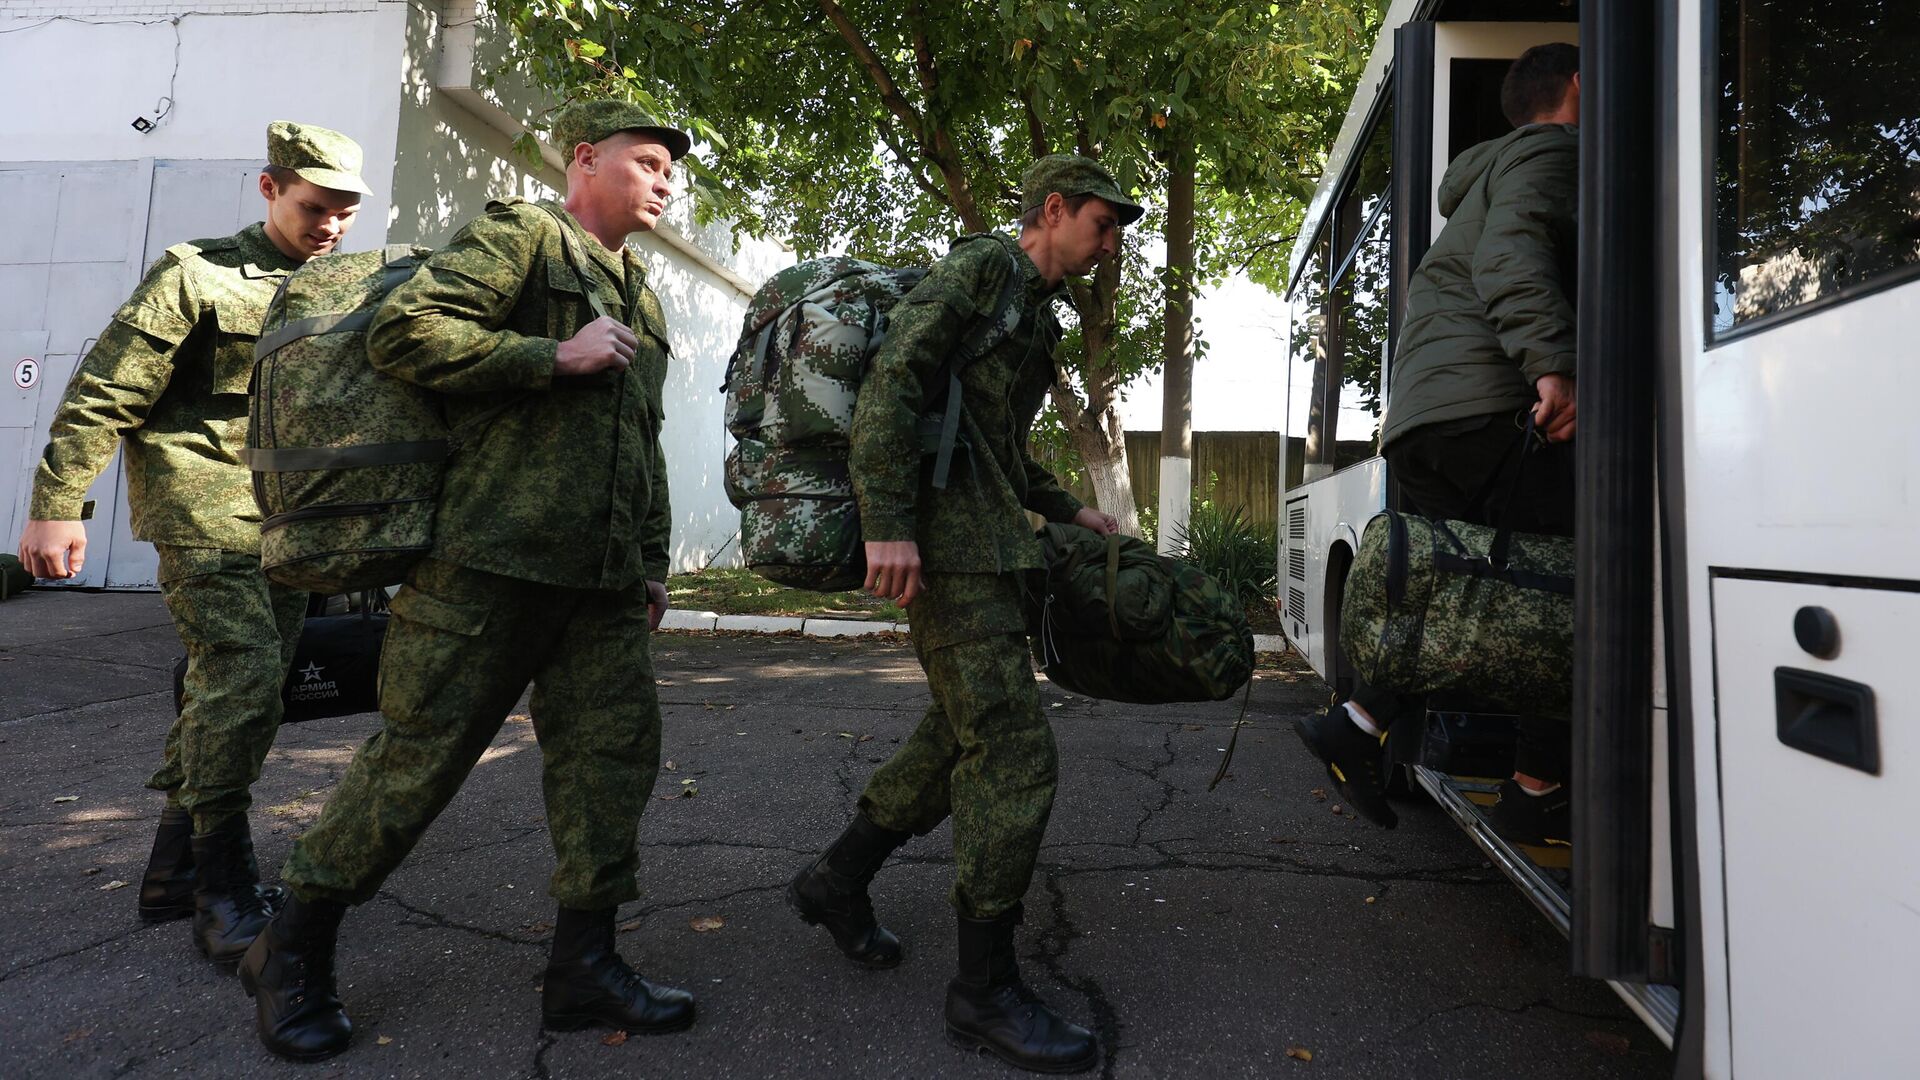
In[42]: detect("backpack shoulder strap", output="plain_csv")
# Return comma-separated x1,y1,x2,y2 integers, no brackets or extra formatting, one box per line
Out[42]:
533,203,609,320
929,241,1027,489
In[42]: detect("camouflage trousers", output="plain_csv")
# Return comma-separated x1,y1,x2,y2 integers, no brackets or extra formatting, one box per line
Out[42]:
283,558,661,910
858,572,1056,919
146,546,308,836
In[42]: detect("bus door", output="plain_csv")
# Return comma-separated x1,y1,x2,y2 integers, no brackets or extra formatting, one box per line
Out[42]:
1671,4,1920,1075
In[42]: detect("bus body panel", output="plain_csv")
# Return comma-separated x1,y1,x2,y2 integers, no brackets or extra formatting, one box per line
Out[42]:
1280,461,1386,682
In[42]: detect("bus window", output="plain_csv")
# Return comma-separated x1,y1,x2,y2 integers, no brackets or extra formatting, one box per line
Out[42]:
1712,1,1920,335
1287,237,1332,487
1447,58,1514,163
1325,107,1394,462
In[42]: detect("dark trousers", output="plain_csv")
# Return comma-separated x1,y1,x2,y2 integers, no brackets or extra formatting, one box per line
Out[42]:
1354,411,1575,782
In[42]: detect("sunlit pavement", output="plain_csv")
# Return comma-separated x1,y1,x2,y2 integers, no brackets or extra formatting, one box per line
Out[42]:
0,590,1671,1079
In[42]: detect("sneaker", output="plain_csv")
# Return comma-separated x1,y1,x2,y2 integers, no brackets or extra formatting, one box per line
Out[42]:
1293,706,1398,828
1488,779,1571,846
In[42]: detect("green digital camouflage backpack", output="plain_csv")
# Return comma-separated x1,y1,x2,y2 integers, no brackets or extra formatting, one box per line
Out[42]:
722,236,1024,591
1028,523,1256,704
247,208,604,593
244,244,445,592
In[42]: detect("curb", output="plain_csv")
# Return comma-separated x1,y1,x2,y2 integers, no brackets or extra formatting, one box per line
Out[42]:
660,611,1288,652
658,610,902,638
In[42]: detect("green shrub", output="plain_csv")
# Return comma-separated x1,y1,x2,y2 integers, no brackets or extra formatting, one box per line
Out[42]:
1171,501,1278,609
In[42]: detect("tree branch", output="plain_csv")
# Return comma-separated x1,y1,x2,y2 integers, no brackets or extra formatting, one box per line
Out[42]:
817,0,924,134
907,2,939,98
877,115,951,206
1023,91,1050,158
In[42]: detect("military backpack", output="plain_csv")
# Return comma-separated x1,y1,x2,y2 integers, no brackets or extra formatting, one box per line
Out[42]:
721,236,1025,591
246,207,606,592
1028,523,1256,704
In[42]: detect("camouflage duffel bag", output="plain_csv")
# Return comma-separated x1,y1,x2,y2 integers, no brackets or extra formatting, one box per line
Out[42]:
1340,509,1574,716
1029,523,1255,704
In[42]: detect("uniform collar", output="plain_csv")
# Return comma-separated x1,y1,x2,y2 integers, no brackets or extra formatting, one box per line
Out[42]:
1003,232,1065,306
237,222,305,274
551,204,642,287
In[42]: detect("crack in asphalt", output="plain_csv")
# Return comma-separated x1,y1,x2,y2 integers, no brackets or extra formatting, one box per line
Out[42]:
9,648,175,675
529,1031,557,1080
1387,995,1640,1043
2,688,173,725
0,922,153,984
0,815,148,827
1113,724,1182,849
614,881,788,923
111,1030,210,1077
408,826,548,863
1029,868,1123,1080
376,891,546,950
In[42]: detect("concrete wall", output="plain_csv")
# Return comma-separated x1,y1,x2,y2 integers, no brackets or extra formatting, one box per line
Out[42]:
0,0,789,583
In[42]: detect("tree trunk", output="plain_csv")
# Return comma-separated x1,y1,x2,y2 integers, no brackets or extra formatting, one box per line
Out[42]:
1065,403,1139,536
1157,140,1197,554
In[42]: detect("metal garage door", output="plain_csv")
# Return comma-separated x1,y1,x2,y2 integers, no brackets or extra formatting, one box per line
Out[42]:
0,158,262,589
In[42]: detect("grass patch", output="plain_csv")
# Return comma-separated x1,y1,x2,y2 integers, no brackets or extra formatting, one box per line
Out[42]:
667,566,907,624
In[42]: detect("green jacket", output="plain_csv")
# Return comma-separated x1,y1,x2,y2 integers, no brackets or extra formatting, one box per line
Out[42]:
850,233,1084,574
366,198,672,590
1381,124,1578,447
30,223,300,551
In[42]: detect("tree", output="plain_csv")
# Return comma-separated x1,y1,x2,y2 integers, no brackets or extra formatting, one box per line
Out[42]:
487,0,1376,532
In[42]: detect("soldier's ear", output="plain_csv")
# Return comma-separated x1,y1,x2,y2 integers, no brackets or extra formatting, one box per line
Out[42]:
573,141,597,175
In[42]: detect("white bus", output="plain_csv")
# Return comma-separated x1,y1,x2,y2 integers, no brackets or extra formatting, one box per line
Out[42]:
1276,2,1919,1076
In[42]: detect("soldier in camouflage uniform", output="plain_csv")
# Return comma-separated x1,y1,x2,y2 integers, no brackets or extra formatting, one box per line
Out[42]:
17,122,367,966
787,155,1140,1075
238,101,695,1063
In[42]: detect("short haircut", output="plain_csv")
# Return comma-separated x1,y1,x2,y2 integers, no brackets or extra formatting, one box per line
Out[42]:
262,164,300,191
1500,43,1579,127
1019,191,1098,230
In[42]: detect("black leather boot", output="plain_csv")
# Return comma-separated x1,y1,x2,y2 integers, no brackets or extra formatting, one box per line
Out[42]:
239,893,352,1062
139,807,196,923
945,906,1098,1074
190,814,275,965
787,812,910,968
541,906,695,1034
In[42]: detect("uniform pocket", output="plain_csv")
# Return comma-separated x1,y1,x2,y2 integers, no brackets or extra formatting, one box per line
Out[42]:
388,580,489,636
212,303,263,396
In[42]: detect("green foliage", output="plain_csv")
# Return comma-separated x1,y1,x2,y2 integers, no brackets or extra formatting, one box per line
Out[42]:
484,0,1385,515
1171,496,1279,610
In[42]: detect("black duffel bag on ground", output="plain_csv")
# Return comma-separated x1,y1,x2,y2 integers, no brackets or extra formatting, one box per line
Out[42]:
171,591,388,723
1340,417,1574,717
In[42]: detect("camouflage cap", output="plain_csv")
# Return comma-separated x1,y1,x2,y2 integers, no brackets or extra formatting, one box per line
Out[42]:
549,100,693,161
266,121,371,196
1020,154,1144,226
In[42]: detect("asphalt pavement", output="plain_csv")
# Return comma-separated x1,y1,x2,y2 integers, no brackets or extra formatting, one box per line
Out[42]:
0,589,1673,1079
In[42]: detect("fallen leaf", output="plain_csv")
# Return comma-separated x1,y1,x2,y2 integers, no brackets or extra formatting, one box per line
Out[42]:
1050,702,1064,708
377,1035,393,1046
1285,1045,1314,1062
508,713,531,723
52,795,79,804
857,734,873,743
1364,896,1377,905
602,1029,629,1046
98,880,129,892
1585,1031,1631,1055
1330,804,1344,815
688,915,725,933
1309,788,1328,801
82,867,101,876
1182,724,1205,731
662,760,676,771
616,917,644,932
61,1027,90,1045
525,921,553,934
837,732,854,739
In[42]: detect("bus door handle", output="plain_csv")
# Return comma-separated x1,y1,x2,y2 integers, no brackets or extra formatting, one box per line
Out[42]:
1773,668,1879,776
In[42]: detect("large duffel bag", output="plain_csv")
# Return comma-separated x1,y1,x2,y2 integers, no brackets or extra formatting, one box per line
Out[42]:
172,594,387,724
0,554,33,600
1339,426,1574,716
1028,523,1254,704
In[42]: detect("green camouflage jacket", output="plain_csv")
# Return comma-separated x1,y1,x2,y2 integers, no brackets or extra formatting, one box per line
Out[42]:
30,223,300,552
850,232,1084,574
366,198,672,590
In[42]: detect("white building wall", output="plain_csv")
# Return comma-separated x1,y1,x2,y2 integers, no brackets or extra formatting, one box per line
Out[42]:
0,0,786,585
